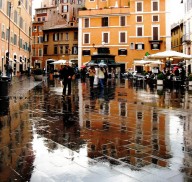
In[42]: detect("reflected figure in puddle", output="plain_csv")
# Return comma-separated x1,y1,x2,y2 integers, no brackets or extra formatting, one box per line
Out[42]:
62,96,79,128
62,97,73,125
62,96,80,149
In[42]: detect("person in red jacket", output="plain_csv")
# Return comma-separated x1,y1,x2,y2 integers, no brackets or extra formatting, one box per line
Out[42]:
60,61,75,96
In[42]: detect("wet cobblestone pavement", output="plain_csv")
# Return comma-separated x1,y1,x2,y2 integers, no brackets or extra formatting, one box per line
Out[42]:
0,76,192,181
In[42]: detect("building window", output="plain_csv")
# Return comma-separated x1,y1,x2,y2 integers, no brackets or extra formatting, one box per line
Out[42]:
137,26,143,37
60,33,64,40
120,16,125,26
54,46,58,54
66,32,69,40
153,26,159,40
82,50,90,56
7,1,11,16
136,2,143,12
60,45,64,54
44,34,49,42
6,28,9,41
1,24,5,39
62,5,68,13
136,15,143,22
135,43,144,50
118,49,127,56
83,33,90,44
77,0,82,4
14,10,18,24
102,17,108,27
44,45,48,54
20,17,23,29
152,1,159,11
152,15,159,22
0,0,2,9
53,33,59,41
72,45,78,54
19,38,22,48
39,49,43,56
119,32,127,43
102,32,109,44
74,32,78,40
38,36,43,43
65,45,69,54
84,18,89,28
14,34,17,45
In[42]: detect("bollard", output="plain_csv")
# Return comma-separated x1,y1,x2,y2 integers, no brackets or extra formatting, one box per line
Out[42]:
0,76,9,97
0,97,9,116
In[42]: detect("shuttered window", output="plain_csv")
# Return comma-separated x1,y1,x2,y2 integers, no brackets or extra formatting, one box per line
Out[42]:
84,33,89,44
137,2,142,12
120,16,125,26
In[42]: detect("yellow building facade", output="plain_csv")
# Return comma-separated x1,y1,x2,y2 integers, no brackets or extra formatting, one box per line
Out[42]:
78,0,170,72
0,0,32,76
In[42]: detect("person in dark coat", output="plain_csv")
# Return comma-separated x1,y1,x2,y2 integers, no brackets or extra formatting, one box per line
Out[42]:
60,61,75,96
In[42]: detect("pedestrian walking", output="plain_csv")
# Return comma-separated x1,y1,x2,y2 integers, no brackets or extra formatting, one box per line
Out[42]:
80,66,87,82
98,67,105,88
60,61,75,96
88,66,96,88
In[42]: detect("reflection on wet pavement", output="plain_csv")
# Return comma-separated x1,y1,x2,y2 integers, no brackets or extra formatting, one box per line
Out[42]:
0,78,192,181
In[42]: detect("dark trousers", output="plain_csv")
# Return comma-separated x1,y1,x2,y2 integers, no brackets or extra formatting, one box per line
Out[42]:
63,78,72,95
89,76,94,88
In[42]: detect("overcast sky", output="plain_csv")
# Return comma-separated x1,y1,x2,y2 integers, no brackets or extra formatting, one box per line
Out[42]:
32,0,184,24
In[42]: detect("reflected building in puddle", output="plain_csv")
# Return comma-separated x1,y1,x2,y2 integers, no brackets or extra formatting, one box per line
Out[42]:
80,79,170,168
0,94,34,181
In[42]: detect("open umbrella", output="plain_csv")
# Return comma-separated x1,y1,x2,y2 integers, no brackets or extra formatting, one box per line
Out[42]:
147,50,192,60
50,60,72,65
98,62,107,67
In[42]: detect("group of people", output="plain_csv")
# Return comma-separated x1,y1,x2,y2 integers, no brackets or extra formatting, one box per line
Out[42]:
59,62,114,96
88,66,109,89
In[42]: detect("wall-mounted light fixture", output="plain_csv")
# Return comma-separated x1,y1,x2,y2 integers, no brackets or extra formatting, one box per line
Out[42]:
92,43,96,49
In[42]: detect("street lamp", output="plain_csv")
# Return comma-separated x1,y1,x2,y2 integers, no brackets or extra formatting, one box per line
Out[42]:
6,0,11,78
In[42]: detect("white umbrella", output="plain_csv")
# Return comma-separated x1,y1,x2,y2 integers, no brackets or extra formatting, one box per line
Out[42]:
98,62,107,67
147,50,192,60
149,60,164,65
50,60,72,65
134,60,151,65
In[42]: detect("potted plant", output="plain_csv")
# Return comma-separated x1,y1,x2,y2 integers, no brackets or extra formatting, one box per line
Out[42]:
156,72,165,86
34,68,43,81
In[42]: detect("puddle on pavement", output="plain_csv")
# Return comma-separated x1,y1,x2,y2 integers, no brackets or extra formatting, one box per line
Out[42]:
0,78,192,181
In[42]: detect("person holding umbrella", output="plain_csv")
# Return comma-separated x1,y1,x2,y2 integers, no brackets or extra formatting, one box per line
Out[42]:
60,61,75,96
88,66,96,88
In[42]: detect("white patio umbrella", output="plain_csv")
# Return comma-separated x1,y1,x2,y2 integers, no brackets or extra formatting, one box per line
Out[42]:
50,60,72,65
149,60,164,65
147,50,192,60
133,60,151,65
133,60,164,65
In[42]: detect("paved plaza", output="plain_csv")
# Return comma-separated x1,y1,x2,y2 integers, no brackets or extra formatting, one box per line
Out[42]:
0,76,192,182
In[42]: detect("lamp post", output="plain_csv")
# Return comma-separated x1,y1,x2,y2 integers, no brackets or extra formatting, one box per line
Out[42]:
6,0,11,78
